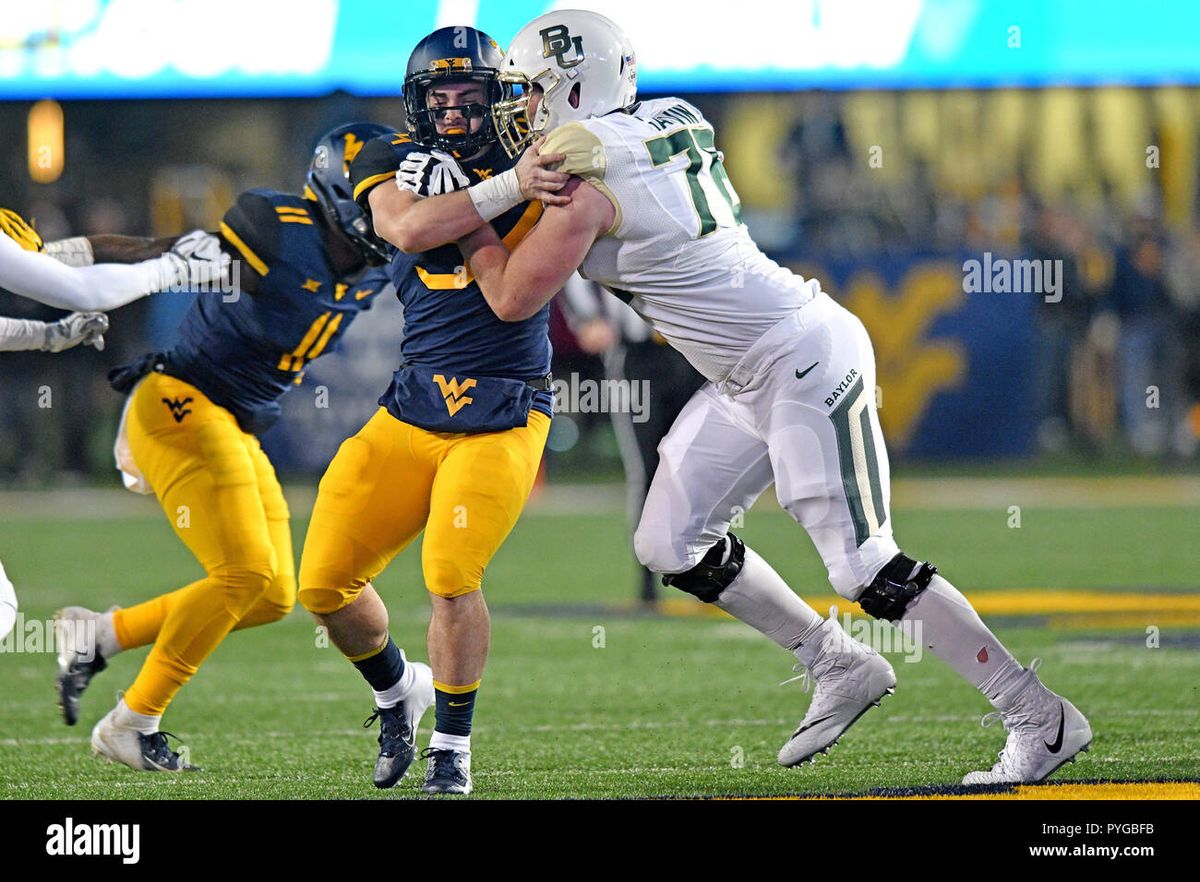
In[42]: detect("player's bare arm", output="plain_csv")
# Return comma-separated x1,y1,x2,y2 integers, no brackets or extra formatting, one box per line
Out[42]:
86,234,182,263
460,176,613,321
368,138,570,254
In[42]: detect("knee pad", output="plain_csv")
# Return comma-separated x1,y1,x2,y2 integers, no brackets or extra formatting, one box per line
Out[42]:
259,574,297,622
633,522,680,575
424,556,483,599
211,551,276,616
298,580,364,616
857,552,937,622
662,533,745,603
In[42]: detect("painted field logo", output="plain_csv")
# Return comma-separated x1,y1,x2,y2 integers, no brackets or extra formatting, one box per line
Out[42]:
46,818,140,864
962,252,1063,303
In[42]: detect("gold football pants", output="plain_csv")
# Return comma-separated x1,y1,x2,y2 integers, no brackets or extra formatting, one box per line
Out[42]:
298,407,550,613
113,373,295,716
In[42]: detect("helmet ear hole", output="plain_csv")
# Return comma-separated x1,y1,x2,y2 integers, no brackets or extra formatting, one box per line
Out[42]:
568,81,581,110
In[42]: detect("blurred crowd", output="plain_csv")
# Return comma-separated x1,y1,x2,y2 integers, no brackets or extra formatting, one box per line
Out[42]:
2,88,1199,484
780,97,1200,458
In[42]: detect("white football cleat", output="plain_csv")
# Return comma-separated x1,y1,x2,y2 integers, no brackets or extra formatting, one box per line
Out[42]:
91,700,198,772
962,661,1092,785
778,618,897,767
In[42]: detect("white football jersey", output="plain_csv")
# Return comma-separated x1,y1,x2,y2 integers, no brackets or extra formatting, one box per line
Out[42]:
543,98,820,382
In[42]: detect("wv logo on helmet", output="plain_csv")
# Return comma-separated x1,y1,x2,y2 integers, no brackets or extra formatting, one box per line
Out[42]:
433,375,476,416
162,397,194,423
540,25,584,67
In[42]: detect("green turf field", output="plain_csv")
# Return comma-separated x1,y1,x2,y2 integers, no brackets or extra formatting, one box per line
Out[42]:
1,483,1198,799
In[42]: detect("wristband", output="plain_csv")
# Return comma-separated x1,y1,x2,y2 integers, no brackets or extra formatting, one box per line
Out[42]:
43,236,95,267
467,167,522,222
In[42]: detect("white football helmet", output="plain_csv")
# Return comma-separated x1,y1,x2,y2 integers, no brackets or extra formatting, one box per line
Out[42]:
492,9,637,158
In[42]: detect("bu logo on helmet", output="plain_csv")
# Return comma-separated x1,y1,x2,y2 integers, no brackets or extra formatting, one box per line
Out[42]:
540,24,584,68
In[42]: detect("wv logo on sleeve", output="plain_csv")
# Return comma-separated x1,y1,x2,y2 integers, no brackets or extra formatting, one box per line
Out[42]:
162,397,194,423
433,375,476,416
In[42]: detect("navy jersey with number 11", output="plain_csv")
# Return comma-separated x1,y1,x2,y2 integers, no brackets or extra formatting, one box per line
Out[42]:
164,188,391,434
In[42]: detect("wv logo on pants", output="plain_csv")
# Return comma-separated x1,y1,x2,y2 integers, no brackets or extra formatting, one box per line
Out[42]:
162,397,194,423
433,375,476,416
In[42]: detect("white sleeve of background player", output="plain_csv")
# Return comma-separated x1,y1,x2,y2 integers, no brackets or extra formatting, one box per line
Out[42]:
0,315,48,351
558,272,603,327
0,558,16,642
0,232,168,311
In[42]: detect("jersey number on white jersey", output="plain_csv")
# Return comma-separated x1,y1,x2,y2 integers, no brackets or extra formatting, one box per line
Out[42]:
644,127,744,237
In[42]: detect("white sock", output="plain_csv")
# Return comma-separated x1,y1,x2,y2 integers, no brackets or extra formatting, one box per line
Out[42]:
372,651,417,709
901,574,1025,710
429,731,471,754
113,697,161,735
713,544,827,665
0,559,16,642
96,610,122,659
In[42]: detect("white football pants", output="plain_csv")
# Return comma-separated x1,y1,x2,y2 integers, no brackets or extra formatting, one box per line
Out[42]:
635,291,901,599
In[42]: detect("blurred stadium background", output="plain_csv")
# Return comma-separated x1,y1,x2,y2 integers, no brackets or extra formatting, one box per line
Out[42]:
2,0,1198,798
3,0,1200,482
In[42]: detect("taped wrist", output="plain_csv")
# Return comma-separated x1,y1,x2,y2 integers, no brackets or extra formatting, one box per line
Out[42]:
467,167,522,222
43,237,95,267
0,317,47,352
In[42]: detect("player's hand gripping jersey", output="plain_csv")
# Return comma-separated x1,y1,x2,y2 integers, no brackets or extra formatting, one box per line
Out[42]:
541,99,821,383
109,189,390,435
351,133,553,433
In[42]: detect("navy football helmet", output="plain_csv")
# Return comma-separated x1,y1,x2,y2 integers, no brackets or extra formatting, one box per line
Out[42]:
403,26,504,155
306,122,394,266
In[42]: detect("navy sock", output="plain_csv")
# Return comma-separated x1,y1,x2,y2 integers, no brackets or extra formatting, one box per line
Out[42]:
433,683,478,736
351,636,405,692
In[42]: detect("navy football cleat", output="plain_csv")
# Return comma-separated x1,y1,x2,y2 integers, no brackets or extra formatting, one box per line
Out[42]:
364,704,418,789
362,661,433,789
420,747,473,795
55,606,109,726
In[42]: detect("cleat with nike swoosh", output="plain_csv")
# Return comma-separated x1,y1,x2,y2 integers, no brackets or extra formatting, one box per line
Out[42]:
962,660,1092,785
363,661,434,789
420,747,472,795
777,614,896,767
91,700,200,772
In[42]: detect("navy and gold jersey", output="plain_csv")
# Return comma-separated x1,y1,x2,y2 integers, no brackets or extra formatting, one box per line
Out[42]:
164,189,390,434
350,133,553,420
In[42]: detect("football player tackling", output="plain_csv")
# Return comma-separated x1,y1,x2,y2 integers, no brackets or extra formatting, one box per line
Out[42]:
52,124,393,771
297,26,566,795
455,10,1092,786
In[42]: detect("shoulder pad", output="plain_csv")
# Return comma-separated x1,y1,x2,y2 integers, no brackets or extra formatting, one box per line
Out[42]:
219,189,285,278
541,123,622,235
350,134,413,207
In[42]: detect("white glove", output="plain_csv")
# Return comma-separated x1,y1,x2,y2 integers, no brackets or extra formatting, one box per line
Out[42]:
154,230,231,291
42,311,109,353
396,150,471,197
171,229,223,261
